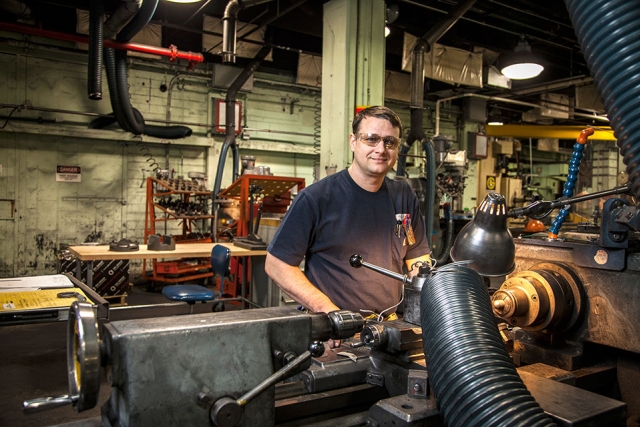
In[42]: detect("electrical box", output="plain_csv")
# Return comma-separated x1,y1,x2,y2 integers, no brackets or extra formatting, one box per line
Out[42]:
538,138,559,152
468,132,489,159
493,139,514,155
463,97,487,123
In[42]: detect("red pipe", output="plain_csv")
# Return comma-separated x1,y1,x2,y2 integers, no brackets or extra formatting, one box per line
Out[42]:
0,22,204,69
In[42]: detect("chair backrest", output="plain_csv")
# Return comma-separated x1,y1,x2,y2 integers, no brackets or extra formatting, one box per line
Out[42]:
211,244,231,277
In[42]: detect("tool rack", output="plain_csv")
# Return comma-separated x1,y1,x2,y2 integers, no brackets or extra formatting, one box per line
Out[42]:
143,177,215,287
219,174,306,237
216,175,305,302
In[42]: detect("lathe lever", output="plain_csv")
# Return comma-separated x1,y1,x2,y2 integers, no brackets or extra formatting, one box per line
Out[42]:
210,342,325,427
23,395,77,414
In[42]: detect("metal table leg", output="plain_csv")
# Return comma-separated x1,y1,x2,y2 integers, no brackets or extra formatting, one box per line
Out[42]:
86,261,94,288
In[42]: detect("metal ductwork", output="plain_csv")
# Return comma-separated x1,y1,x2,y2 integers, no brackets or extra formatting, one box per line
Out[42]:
222,0,274,63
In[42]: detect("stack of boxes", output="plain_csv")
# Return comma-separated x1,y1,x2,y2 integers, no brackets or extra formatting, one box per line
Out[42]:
592,149,620,191
57,248,130,297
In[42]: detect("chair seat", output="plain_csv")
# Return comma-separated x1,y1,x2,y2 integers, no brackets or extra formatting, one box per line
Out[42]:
162,284,215,303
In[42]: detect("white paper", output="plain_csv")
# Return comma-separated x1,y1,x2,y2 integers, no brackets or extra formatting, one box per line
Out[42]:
0,274,75,290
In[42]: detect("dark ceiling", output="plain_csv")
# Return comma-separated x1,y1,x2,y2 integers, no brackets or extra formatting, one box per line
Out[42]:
2,0,600,125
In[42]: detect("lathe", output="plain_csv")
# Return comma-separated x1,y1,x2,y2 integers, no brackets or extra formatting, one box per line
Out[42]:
23,213,637,425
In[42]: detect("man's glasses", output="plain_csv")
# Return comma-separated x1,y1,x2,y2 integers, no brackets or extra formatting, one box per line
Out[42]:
356,133,401,150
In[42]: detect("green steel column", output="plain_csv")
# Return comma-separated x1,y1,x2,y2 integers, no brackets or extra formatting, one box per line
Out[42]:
320,0,386,178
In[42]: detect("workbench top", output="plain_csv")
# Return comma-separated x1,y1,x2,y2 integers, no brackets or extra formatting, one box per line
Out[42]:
68,242,267,261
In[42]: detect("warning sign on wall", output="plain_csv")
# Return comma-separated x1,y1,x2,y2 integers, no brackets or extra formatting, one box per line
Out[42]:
486,175,496,191
56,165,82,182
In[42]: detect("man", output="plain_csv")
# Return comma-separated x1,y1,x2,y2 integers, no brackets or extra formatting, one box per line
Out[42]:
265,106,431,347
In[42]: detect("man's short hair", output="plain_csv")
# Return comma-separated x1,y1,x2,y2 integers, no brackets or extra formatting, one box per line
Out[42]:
352,106,403,137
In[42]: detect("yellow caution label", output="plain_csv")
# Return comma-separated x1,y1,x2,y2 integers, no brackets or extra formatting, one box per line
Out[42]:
0,288,89,311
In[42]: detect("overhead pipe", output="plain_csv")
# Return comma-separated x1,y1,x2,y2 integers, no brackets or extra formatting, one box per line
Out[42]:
398,0,477,253
211,43,273,238
398,0,581,54
0,23,204,68
222,0,274,63
564,0,640,200
434,93,609,136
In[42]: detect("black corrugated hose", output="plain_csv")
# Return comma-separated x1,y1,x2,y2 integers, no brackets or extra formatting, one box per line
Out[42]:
100,0,192,139
420,263,555,427
88,0,103,100
433,202,453,266
564,0,640,201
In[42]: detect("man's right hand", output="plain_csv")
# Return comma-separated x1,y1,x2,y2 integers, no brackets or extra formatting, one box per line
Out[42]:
328,339,341,349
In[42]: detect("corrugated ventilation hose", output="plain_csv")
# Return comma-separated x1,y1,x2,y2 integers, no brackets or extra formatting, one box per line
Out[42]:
99,0,192,139
564,0,640,200
88,0,103,100
420,264,555,427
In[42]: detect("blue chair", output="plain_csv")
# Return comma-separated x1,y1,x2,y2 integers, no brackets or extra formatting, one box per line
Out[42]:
162,245,231,313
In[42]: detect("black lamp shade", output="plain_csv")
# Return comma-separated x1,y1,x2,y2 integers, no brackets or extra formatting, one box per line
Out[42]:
450,193,515,277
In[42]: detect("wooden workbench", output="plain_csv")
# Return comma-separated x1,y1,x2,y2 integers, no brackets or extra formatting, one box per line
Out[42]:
68,242,267,289
68,242,266,261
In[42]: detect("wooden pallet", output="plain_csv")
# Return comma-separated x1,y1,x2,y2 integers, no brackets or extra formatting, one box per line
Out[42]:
103,293,128,307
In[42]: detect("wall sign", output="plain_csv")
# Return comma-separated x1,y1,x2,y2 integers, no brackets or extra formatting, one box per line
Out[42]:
56,165,82,182
486,175,496,191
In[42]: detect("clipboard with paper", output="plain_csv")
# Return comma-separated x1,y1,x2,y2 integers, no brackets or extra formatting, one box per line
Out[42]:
0,274,108,325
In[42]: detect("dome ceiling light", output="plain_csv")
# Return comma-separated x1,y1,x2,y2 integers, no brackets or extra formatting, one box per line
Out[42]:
500,37,544,80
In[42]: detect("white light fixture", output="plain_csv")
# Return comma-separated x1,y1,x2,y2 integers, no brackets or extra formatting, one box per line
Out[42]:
385,26,390,37
500,37,544,80
487,121,504,126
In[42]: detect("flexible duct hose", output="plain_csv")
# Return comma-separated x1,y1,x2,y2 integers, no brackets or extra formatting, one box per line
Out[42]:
421,264,555,427
112,0,158,135
88,0,103,100
211,44,272,238
116,0,158,43
104,48,131,133
565,0,640,201
433,203,453,266
398,109,436,252
115,49,145,135
88,112,191,139
422,138,436,250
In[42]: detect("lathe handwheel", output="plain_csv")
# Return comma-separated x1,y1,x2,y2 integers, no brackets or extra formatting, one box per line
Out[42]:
67,301,101,412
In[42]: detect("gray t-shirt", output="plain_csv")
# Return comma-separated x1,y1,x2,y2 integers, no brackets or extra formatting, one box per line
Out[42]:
267,169,430,315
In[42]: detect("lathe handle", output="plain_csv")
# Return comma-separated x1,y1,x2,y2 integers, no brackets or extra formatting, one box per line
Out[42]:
23,395,76,414
211,344,323,427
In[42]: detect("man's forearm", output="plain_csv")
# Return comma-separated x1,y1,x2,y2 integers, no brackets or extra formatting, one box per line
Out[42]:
265,253,340,313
